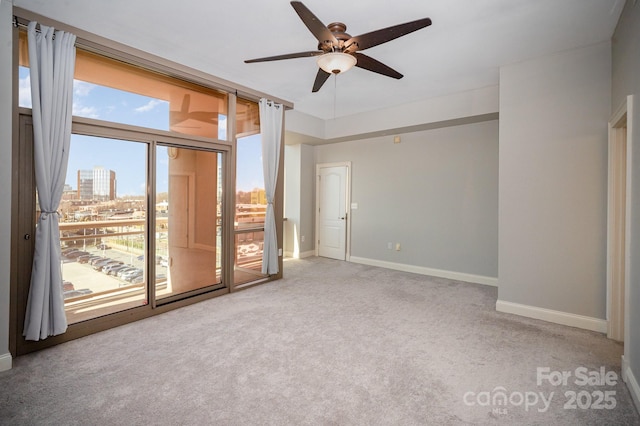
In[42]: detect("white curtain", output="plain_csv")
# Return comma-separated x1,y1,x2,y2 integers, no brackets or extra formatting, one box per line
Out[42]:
23,22,76,341
259,98,284,275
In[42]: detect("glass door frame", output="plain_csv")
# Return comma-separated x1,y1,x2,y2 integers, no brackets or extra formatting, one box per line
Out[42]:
11,112,233,356
152,144,227,305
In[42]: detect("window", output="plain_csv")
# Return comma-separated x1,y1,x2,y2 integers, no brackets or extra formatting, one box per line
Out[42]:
18,31,231,324
19,31,228,139
13,24,281,355
60,135,149,324
234,99,267,285
155,145,223,302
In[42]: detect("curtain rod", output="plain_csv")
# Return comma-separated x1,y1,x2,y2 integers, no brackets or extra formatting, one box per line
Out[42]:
13,16,39,30
13,16,66,39
13,16,27,28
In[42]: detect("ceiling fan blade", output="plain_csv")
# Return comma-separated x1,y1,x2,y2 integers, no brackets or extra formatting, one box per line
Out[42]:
354,53,403,79
290,1,338,46
312,68,331,92
245,51,323,63
345,18,432,52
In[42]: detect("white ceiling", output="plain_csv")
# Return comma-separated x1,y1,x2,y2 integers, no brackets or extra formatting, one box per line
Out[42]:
15,0,626,121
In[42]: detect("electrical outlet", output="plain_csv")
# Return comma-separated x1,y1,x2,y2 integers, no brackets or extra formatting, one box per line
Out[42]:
301,235,305,243
395,243,401,251
387,242,393,250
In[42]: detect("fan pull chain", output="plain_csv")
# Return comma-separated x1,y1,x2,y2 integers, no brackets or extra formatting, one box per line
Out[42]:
333,74,337,119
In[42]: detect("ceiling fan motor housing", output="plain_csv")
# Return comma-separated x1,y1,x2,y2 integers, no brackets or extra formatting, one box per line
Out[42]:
321,22,353,52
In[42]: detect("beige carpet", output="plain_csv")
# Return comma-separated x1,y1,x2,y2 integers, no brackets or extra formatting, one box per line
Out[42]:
0,257,638,425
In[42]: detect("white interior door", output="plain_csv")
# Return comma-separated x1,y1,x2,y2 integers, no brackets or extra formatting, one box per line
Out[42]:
317,165,348,260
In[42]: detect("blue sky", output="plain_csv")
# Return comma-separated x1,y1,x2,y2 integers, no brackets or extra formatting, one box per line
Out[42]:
19,67,264,196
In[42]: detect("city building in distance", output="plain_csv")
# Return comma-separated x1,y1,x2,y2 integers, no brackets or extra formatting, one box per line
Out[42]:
77,166,117,201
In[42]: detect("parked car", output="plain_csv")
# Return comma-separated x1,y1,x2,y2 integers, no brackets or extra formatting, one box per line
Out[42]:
67,250,90,260
63,288,93,300
62,280,74,291
98,260,123,272
90,256,108,266
131,275,144,284
104,264,129,275
116,267,138,278
62,249,82,258
77,254,101,264
96,243,111,250
122,269,144,282
93,258,118,271
61,250,78,258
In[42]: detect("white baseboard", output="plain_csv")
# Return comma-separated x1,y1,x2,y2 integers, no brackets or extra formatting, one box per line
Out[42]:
622,355,640,413
622,355,630,386
495,300,608,333
0,352,12,372
349,256,498,287
298,250,315,259
284,250,316,259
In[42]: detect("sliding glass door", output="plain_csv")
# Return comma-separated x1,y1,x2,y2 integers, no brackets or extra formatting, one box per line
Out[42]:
50,134,228,321
13,115,230,355
61,134,148,324
155,146,224,302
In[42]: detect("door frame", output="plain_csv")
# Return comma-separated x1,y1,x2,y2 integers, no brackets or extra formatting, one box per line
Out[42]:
607,95,633,342
315,162,351,261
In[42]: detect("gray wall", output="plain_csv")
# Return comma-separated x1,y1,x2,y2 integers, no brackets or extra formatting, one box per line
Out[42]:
283,144,315,257
612,0,640,113
612,0,640,398
299,144,315,254
498,41,611,319
284,145,301,255
315,120,499,278
0,0,13,370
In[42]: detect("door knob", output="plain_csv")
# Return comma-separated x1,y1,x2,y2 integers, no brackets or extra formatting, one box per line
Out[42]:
24,234,31,240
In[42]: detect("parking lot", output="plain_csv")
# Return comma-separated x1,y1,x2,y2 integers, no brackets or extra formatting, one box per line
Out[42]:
62,246,167,295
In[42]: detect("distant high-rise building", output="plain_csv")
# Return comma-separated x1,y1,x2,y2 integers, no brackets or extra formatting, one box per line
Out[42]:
77,167,117,201
93,166,117,201
77,170,93,200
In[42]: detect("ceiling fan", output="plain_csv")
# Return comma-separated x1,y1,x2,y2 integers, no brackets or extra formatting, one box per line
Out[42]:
244,1,432,92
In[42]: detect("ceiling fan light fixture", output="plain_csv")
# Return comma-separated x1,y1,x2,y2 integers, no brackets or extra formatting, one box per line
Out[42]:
316,52,357,74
